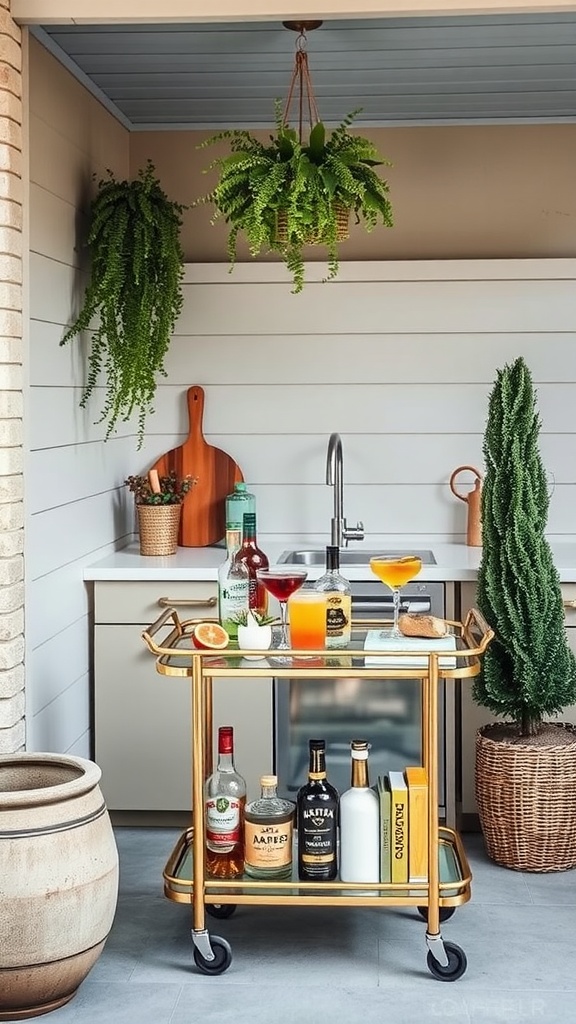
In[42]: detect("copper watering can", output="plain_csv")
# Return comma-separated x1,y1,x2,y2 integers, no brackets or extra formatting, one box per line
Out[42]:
449,465,483,547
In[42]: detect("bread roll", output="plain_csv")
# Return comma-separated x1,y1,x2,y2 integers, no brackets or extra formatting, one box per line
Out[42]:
398,613,448,639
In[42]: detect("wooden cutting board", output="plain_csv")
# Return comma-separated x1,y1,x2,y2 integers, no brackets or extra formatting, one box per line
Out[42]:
149,386,244,547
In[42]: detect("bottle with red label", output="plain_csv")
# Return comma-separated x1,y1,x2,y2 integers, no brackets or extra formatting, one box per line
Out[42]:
235,511,269,616
205,726,247,878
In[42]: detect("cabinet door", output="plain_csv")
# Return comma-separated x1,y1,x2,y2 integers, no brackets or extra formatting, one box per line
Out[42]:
95,624,192,811
459,582,576,819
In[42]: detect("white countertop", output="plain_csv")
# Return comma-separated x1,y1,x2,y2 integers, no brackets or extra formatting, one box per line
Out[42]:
83,538,576,584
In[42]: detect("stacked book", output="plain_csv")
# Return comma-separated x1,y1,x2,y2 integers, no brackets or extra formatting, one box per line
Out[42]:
377,767,429,884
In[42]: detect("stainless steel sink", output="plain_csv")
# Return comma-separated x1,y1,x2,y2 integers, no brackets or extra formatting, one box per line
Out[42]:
278,548,436,566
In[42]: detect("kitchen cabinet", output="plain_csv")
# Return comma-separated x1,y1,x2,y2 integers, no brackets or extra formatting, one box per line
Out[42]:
93,581,272,816
458,581,576,824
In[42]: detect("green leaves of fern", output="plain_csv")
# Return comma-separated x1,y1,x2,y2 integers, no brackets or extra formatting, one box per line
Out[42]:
197,109,393,293
61,161,185,448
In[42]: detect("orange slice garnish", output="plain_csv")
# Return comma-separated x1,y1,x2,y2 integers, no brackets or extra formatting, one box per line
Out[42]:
193,622,230,650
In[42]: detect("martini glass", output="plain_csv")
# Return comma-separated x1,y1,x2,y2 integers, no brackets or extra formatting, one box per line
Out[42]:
256,567,308,653
369,555,423,638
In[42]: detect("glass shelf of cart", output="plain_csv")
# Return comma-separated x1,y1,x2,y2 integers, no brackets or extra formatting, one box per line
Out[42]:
163,826,471,908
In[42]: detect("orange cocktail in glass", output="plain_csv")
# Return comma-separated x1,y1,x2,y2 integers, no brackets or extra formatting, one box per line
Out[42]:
370,555,422,637
287,591,327,651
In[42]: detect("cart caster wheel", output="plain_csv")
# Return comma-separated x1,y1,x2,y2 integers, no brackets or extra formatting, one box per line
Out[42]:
206,903,237,919
417,906,456,924
193,935,232,976
427,941,467,982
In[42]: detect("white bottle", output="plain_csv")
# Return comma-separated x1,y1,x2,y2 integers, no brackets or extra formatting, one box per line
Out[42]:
339,740,380,883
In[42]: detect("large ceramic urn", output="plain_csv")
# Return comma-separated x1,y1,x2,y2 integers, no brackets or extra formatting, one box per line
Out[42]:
0,753,119,1019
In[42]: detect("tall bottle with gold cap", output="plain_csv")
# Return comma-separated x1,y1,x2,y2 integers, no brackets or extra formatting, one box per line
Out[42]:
339,739,380,883
297,739,339,881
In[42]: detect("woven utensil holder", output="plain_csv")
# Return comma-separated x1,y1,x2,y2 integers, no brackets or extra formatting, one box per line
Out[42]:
476,722,576,872
275,203,350,245
137,504,181,556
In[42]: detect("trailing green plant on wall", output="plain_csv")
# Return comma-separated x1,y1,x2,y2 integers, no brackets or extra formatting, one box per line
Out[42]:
197,107,393,293
475,356,576,736
61,161,186,448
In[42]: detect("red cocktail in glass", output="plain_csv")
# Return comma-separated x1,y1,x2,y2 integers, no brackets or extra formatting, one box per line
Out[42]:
256,567,308,654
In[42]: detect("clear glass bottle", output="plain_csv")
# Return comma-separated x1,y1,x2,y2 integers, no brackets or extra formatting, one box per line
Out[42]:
244,775,295,879
235,511,269,616
314,545,352,648
225,482,256,552
205,726,247,879
218,535,249,642
339,740,380,883
297,739,339,881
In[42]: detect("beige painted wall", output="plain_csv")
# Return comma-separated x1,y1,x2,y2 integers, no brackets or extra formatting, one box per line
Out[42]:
131,124,576,264
13,0,576,25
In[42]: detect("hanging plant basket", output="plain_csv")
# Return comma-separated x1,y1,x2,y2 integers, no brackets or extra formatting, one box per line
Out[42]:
196,25,393,293
275,202,350,245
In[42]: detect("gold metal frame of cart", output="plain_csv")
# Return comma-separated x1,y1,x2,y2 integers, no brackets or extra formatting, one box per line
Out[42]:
142,607,493,975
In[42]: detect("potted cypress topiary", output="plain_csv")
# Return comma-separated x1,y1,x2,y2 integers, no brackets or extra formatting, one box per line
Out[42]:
197,107,393,293
474,356,576,871
61,161,186,448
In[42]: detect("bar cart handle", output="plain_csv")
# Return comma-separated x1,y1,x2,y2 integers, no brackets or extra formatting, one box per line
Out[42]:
142,606,183,654
463,607,495,653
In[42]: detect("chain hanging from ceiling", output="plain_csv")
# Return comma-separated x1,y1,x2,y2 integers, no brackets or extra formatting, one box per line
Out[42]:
281,20,323,142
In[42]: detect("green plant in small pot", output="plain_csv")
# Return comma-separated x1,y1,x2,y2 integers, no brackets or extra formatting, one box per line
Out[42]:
197,107,393,293
125,471,195,556
233,609,277,660
61,161,186,448
474,356,576,871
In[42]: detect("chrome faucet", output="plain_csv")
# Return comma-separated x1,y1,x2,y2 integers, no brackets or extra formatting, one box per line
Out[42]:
326,432,364,548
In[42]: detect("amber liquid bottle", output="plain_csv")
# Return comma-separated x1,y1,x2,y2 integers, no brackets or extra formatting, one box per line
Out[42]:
205,726,247,879
297,739,339,881
235,511,269,616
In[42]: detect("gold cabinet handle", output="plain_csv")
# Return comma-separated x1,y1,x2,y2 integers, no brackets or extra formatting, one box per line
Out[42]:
564,600,576,610
157,596,217,609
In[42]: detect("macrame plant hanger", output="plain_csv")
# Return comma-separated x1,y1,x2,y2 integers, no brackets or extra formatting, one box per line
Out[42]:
282,20,323,142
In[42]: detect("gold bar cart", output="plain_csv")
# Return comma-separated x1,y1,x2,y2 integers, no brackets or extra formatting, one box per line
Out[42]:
142,608,493,980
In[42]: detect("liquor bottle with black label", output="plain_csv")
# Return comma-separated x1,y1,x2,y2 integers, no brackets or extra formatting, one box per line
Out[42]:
296,738,339,881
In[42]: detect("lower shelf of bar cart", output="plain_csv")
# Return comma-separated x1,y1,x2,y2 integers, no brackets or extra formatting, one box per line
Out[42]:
164,825,471,909
163,825,472,979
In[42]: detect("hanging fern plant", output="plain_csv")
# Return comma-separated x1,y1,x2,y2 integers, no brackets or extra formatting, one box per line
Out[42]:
61,161,186,448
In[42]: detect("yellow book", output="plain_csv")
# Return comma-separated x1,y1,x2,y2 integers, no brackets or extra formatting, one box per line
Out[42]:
377,775,392,883
405,766,429,883
388,771,408,884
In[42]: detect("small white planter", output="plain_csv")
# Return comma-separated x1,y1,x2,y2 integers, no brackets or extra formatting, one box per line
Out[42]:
237,621,273,660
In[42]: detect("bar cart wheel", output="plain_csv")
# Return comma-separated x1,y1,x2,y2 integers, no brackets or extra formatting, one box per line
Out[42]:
206,903,237,920
426,941,467,981
417,906,456,924
193,935,232,975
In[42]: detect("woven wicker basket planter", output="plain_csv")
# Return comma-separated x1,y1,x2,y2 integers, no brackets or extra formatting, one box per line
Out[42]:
275,203,350,245
137,504,181,556
476,722,576,872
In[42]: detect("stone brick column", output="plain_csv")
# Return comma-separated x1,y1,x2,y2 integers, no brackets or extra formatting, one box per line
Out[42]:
0,0,24,754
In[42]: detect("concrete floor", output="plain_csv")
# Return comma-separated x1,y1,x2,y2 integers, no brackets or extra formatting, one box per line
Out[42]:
11,827,576,1024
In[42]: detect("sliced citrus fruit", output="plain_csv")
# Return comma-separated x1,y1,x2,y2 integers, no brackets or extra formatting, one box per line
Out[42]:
193,622,229,650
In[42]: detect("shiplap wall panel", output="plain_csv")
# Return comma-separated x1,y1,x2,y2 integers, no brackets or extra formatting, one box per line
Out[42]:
28,40,130,755
164,333,576,386
27,494,133,580
27,560,90,650
26,676,91,755
28,617,89,717
183,280,576,336
30,183,80,267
